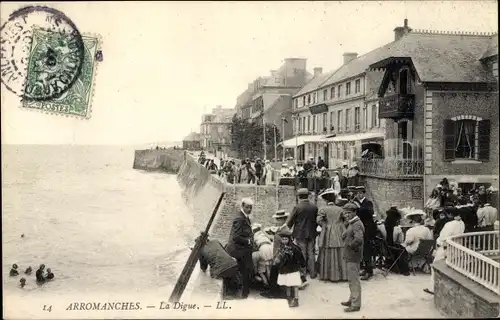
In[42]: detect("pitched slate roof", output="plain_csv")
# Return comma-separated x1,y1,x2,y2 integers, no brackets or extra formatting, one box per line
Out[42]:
371,31,496,83
183,132,202,142
481,34,498,60
293,70,336,97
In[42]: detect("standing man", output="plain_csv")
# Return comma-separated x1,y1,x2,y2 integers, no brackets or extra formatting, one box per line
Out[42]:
286,188,319,279
354,186,376,281
226,198,255,299
341,203,365,313
254,158,263,185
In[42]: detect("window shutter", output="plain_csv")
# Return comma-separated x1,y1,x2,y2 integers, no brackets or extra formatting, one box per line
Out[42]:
443,119,455,161
478,119,491,161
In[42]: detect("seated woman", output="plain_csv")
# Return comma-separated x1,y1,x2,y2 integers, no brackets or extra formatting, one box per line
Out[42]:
378,208,410,276
252,224,274,286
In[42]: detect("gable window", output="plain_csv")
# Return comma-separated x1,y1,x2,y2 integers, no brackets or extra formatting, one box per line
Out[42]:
330,87,335,99
323,89,328,101
399,69,409,95
338,85,342,98
307,95,311,105
443,117,490,162
354,107,360,131
294,99,298,109
355,79,361,93
337,110,343,132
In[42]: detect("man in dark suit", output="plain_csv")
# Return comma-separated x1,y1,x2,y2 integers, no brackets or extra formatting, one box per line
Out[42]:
354,186,376,281
226,197,255,299
286,188,319,279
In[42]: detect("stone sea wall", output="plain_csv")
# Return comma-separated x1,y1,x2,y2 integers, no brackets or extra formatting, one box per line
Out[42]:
177,154,296,243
133,149,185,173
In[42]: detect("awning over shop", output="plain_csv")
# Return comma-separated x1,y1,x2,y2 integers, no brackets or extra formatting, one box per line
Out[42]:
281,135,325,148
321,131,384,142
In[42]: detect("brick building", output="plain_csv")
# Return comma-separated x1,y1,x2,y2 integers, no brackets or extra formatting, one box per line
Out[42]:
368,20,498,210
199,105,234,157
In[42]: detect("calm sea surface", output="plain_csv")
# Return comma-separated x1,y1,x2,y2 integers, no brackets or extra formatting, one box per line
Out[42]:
2,145,202,297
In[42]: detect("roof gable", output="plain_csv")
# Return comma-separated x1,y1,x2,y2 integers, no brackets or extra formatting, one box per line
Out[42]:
481,34,498,60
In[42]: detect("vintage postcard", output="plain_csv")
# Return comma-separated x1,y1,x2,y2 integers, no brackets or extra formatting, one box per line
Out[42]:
1,1,499,319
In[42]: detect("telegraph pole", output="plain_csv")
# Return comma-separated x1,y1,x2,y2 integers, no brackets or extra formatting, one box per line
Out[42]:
273,121,278,162
263,116,267,160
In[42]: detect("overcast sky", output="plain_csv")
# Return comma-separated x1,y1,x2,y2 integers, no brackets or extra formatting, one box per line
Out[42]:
1,1,497,145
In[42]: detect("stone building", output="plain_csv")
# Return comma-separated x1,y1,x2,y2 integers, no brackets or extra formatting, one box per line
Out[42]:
182,132,202,151
367,21,498,211
199,105,234,157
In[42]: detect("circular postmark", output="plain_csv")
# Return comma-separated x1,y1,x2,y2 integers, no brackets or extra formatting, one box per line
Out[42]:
0,6,84,101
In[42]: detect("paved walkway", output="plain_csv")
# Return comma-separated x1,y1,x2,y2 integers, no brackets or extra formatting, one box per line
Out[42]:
186,268,443,319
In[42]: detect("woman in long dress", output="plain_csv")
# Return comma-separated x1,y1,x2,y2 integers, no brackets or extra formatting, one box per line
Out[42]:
264,160,273,185
316,200,348,282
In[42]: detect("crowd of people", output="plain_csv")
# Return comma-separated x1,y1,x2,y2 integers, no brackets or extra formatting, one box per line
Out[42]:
195,176,499,310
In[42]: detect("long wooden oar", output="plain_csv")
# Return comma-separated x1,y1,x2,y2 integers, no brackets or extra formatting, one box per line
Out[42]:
168,192,225,303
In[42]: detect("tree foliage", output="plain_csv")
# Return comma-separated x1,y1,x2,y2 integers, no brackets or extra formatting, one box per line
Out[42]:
230,115,282,159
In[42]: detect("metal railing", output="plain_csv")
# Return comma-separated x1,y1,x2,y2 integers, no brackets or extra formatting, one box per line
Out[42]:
358,158,424,177
445,231,499,295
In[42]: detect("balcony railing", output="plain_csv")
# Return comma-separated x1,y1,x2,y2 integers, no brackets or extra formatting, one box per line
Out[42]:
446,231,499,295
383,139,424,160
379,94,415,119
358,158,424,177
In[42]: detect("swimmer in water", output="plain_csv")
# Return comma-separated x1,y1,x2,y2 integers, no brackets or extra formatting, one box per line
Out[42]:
36,264,46,283
46,268,54,280
25,266,32,275
10,264,19,276
20,278,26,288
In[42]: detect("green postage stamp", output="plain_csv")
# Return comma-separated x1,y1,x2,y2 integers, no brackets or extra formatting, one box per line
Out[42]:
22,28,100,119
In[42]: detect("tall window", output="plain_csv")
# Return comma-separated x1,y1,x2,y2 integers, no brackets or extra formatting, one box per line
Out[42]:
298,117,301,133
313,92,317,104
330,87,335,99
313,115,316,132
346,82,351,95
323,112,327,131
338,85,342,98
354,107,360,130
343,142,349,160
345,109,351,131
444,117,491,162
330,111,334,131
323,89,328,101
302,96,306,106
363,107,368,129
336,143,341,159
399,69,409,95
371,104,378,128
355,79,361,93
307,95,311,105
337,110,343,131
307,116,311,132
294,99,298,109
302,117,306,133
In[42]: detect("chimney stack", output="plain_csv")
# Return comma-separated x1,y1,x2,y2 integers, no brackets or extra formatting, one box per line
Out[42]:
394,18,412,41
343,52,358,65
313,67,323,76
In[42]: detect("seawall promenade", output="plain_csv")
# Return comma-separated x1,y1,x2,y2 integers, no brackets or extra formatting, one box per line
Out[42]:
133,148,185,173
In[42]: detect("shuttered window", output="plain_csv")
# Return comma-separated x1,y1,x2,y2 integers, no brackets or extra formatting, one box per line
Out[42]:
443,118,491,162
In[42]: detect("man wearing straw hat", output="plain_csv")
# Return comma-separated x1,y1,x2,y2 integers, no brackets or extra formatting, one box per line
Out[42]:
286,188,319,280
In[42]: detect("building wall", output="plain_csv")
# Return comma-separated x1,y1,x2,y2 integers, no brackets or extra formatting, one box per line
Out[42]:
263,95,293,140
182,141,201,151
430,92,499,175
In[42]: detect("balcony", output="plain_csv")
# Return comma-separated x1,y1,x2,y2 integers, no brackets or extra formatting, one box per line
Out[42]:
379,94,415,119
358,139,424,177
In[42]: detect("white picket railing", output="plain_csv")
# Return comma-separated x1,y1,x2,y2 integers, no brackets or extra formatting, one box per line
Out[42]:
445,231,500,295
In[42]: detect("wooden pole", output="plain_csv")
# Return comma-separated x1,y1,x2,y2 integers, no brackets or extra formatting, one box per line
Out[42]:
168,192,225,303
263,117,267,160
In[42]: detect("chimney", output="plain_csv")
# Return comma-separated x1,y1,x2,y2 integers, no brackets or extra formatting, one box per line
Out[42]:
313,67,323,76
394,18,412,41
343,52,358,65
